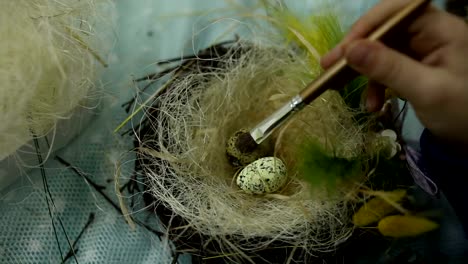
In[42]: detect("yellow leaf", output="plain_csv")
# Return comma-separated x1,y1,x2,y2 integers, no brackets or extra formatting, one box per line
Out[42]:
352,189,406,227
378,215,439,237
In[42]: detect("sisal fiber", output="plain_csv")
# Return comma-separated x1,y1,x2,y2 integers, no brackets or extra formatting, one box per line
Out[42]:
0,0,112,160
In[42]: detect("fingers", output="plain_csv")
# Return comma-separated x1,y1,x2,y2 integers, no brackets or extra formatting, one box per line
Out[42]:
408,7,462,58
343,0,411,43
320,45,344,69
321,0,438,69
322,0,413,69
366,81,386,112
344,39,434,104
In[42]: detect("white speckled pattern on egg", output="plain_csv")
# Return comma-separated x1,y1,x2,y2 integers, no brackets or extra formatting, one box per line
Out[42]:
236,157,287,194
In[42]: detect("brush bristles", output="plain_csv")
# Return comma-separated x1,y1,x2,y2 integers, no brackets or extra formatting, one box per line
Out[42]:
235,131,258,153
225,129,263,167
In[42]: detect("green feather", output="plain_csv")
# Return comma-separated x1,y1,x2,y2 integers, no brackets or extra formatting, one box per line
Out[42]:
298,140,362,190
339,76,367,110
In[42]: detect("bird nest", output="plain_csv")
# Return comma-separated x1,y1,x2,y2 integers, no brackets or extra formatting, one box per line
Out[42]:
127,37,412,263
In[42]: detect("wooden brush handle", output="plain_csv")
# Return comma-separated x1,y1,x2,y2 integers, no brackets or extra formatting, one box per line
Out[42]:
299,0,431,105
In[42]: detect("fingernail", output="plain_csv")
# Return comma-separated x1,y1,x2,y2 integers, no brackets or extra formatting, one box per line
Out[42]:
321,45,343,68
366,98,376,112
346,41,371,67
343,34,353,43
343,31,359,43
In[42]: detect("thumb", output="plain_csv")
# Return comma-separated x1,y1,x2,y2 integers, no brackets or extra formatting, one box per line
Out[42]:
344,40,432,103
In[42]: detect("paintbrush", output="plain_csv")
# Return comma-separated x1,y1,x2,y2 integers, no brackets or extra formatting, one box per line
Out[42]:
227,0,431,159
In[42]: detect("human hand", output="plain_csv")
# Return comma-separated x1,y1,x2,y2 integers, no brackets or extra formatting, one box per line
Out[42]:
321,0,468,146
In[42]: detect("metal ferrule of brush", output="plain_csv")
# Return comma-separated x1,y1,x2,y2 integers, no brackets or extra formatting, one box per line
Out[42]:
250,95,304,144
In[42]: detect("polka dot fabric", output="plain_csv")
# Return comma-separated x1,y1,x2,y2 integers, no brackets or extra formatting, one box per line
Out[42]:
0,104,187,263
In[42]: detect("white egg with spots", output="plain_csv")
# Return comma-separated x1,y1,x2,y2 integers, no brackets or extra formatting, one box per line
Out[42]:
236,157,287,194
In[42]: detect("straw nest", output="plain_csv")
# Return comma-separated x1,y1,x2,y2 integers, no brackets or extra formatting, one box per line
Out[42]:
133,38,395,262
0,0,112,159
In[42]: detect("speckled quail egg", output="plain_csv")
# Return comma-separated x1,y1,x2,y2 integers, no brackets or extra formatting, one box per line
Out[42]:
236,157,287,194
